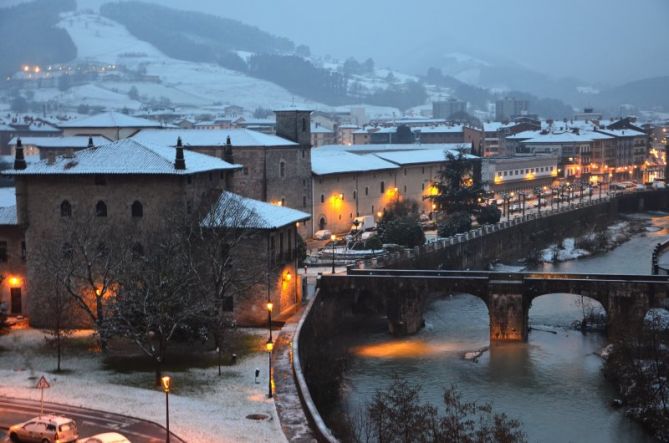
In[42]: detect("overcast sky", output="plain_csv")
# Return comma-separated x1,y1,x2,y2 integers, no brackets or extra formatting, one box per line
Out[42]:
82,0,669,86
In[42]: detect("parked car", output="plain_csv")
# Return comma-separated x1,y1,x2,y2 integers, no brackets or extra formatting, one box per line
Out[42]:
9,415,78,443
78,432,131,443
313,229,332,240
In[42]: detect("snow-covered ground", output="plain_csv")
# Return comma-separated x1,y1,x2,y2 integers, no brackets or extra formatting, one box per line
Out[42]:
0,329,286,443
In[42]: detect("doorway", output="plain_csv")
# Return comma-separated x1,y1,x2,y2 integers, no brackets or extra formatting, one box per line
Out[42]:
10,287,21,315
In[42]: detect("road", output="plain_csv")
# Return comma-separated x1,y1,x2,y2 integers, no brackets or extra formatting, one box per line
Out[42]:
0,397,184,443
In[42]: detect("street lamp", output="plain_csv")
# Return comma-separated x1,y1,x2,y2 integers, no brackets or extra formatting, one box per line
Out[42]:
161,375,171,443
266,338,274,398
330,234,336,274
266,301,273,341
534,186,542,215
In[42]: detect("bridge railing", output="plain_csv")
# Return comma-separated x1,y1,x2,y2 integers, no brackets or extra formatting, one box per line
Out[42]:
352,192,623,271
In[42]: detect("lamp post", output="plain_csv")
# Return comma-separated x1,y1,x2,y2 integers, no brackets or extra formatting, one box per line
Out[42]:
161,376,171,443
266,338,274,398
266,301,273,342
534,186,542,215
330,234,336,274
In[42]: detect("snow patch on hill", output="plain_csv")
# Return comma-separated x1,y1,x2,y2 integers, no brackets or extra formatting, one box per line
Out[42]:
55,11,322,110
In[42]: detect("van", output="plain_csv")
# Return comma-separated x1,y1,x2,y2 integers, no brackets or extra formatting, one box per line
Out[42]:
351,215,377,232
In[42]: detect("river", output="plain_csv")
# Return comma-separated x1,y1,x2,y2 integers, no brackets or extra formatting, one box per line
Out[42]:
340,213,669,443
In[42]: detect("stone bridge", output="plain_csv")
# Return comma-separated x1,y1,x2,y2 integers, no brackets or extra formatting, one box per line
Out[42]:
319,269,669,341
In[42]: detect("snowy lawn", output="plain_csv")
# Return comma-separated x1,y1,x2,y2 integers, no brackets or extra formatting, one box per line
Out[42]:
0,328,286,443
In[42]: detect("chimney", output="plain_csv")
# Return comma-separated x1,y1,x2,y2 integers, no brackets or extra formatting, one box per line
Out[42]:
223,135,234,164
14,138,26,170
87,136,95,148
175,137,186,170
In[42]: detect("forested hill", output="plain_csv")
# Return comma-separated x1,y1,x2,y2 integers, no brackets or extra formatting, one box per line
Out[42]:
100,1,295,63
0,0,77,77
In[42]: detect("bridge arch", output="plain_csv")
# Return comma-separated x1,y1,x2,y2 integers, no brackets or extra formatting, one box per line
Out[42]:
528,292,607,331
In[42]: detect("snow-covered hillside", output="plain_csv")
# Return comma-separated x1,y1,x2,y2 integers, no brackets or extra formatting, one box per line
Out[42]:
55,11,323,110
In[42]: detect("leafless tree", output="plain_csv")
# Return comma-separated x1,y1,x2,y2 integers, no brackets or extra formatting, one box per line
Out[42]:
351,376,527,443
31,216,129,349
194,193,266,375
37,280,76,372
106,222,207,385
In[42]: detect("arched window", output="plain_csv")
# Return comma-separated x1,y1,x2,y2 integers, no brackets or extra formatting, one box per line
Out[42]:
320,194,325,203
131,201,143,218
280,160,286,178
96,201,107,217
60,200,71,217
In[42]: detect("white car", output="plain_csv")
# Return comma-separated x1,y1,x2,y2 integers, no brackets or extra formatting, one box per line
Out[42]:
78,432,131,443
8,415,78,443
313,229,332,240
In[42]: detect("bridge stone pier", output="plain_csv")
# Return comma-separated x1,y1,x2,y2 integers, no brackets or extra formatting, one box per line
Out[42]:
319,270,669,342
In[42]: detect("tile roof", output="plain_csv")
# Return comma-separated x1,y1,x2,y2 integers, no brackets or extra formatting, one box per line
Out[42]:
202,192,310,230
3,139,241,176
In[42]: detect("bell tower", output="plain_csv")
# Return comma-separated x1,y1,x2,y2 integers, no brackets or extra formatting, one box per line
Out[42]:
274,108,312,146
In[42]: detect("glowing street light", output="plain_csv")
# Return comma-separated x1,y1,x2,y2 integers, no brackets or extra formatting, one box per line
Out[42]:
330,234,336,274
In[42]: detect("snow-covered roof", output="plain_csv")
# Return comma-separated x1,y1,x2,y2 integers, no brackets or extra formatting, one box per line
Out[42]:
506,130,541,140
311,149,398,175
0,206,17,225
9,136,110,148
596,128,646,138
0,187,16,208
522,131,597,144
317,143,472,154
202,192,310,230
374,149,477,166
414,124,464,133
484,122,513,132
58,112,162,129
133,129,297,148
310,124,333,134
3,139,241,176
0,124,13,131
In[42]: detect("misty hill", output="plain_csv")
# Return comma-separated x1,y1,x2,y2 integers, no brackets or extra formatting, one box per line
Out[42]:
0,0,77,77
597,76,669,111
100,1,294,62
99,1,427,109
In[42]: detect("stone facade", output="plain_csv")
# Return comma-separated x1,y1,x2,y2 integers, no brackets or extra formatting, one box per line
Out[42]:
0,224,26,316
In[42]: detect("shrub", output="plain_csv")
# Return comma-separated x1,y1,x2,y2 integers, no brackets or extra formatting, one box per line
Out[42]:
438,212,472,237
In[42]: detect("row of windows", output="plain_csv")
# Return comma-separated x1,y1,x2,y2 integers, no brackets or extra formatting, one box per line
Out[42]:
497,166,555,177
60,200,143,218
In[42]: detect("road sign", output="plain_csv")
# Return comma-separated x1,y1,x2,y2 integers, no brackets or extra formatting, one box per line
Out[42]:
36,376,50,417
35,376,50,389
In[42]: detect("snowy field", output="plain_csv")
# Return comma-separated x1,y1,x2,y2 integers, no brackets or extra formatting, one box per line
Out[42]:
0,329,286,443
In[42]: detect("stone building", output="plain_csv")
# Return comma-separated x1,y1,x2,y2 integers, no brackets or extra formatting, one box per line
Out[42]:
132,109,314,236
2,138,309,326
0,203,26,317
311,144,475,234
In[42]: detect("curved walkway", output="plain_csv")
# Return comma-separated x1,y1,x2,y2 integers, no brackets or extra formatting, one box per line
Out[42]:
272,309,317,443
0,396,184,443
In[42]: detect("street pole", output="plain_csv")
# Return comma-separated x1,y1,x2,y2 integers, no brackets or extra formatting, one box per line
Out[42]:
160,376,171,443
330,234,336,274
266,339,273,398
165,390,170,443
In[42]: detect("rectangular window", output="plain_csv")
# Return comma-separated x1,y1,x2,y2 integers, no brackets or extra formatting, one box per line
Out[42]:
303,196,307,208
0,241,7,262
380,181,385,194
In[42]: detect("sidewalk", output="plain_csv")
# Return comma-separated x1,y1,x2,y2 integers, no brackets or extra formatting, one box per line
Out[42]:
272,308,317,443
